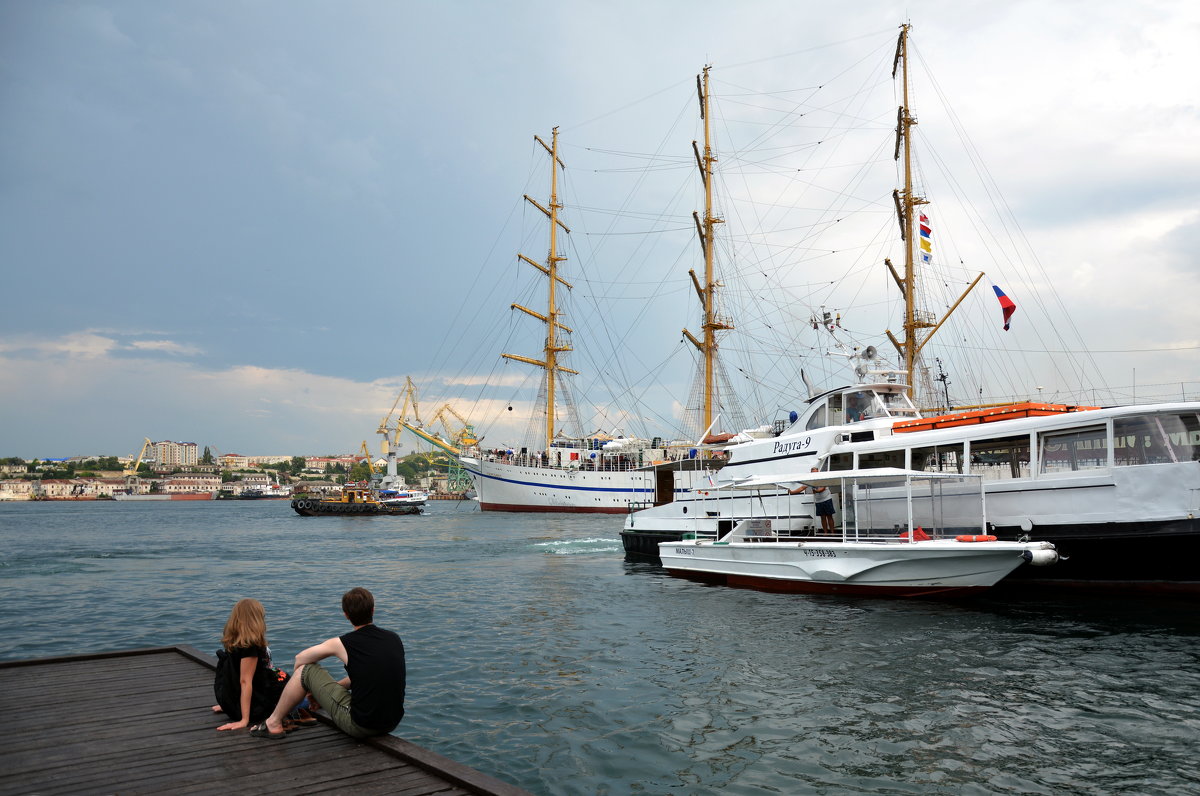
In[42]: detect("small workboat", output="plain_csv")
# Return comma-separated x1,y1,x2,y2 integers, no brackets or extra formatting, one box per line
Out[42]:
291,485,421,517
658,469,1059,597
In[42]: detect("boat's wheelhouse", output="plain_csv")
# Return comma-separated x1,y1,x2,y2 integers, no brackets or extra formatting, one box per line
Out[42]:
796,383,921,432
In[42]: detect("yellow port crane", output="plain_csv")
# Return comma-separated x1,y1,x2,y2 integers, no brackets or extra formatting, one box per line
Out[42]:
359,441,380,474
124,438,154,477
377,376,421,456
391,404,478,458
428,403,479,449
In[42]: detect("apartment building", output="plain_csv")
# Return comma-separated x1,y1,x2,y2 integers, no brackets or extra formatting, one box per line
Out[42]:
153,441,199,468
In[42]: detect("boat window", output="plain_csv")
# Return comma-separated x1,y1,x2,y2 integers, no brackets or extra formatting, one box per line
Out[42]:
968,435,1031,480
1039,425,1109,473
857,450,905,469
806,403,827,431
827,452,853,472
845,391,873,422
1114,413,1200,465
912,445,963,473
827,394,844,426
876,390,919,416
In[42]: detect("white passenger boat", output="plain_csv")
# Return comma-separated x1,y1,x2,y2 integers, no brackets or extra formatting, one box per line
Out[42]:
379,488,427,507
626,26,1200,594
627,375,1200,591
658,469,1059,597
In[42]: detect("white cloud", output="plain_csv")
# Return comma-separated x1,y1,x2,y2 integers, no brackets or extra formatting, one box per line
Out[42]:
0,332,117,358
127,339,203,356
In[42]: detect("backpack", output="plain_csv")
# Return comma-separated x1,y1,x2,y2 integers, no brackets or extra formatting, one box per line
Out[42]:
213,648,289,722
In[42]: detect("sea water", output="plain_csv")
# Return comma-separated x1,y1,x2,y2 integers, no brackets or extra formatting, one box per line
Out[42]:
0,500,1197,795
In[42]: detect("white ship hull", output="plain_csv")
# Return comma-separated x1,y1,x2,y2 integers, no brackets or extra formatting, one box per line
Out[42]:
661,537,1058,597
460,456,711,514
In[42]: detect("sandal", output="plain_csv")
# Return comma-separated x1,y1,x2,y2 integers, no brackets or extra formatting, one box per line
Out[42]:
249,722,286,740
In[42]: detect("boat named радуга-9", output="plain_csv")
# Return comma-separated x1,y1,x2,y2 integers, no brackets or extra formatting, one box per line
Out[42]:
625,376,1200,593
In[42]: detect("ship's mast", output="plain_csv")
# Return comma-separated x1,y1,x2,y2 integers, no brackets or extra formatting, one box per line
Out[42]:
682,66,732,434
885,25,982,400
503,127,577,452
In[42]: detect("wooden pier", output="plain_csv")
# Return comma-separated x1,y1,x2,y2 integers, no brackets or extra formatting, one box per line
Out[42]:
0,646,531,796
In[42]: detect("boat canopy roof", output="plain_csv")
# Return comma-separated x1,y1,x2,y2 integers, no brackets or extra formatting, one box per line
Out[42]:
716,467,980,491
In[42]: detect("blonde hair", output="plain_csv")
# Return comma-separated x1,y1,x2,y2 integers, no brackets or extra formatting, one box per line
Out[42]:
221,598,268,651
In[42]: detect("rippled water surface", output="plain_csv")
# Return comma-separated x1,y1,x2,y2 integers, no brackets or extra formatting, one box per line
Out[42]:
1,500,1198,794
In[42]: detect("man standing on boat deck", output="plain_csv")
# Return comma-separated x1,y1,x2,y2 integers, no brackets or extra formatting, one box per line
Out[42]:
250,587,405,740
789,467,837,535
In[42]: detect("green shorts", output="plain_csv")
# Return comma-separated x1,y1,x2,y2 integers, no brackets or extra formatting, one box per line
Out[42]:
300,662,380,739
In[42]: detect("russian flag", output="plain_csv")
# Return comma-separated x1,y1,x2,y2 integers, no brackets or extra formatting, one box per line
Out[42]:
992,285,1017,331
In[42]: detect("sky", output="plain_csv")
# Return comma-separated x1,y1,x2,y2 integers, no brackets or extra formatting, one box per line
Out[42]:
2,0,1199,459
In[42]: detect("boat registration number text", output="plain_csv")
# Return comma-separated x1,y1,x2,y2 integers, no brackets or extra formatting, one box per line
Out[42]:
803,549,836,558
674,547,695,555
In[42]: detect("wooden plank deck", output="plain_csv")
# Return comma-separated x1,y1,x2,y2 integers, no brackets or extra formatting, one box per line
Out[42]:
0,646,532,796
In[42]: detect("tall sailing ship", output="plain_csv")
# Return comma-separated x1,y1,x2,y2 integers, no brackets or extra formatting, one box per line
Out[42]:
459,112,737,512
622,26,1200,593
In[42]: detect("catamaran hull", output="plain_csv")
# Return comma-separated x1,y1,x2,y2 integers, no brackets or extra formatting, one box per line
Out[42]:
659,540,1052,597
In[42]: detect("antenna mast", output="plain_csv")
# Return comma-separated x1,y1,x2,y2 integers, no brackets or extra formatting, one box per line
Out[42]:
503,127,578,451
682,66,733,433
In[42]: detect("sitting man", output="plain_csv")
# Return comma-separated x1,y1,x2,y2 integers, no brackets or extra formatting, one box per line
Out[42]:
251,587,405,740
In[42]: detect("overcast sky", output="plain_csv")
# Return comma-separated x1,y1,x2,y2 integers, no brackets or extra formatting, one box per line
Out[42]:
2,0,1198,459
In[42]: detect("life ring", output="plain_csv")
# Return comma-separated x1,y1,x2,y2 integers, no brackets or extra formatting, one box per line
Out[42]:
955,534,998,542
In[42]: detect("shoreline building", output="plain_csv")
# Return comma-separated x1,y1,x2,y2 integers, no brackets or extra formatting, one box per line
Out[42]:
152,441,198,468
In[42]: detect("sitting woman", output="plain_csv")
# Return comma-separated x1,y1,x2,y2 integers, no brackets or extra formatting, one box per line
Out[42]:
211,598,296,731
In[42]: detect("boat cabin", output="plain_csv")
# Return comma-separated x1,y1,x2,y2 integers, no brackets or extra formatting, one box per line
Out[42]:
794,383,921,432
338,486,376,504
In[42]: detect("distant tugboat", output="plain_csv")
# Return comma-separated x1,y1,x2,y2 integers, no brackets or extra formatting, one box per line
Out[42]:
291,485,421,517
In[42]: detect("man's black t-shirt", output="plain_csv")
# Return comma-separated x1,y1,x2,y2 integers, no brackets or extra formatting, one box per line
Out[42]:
341,624,406,732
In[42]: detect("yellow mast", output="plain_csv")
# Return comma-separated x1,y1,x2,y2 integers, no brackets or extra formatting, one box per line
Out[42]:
885,24,982,400
503,127,578,452
682,66,732,434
